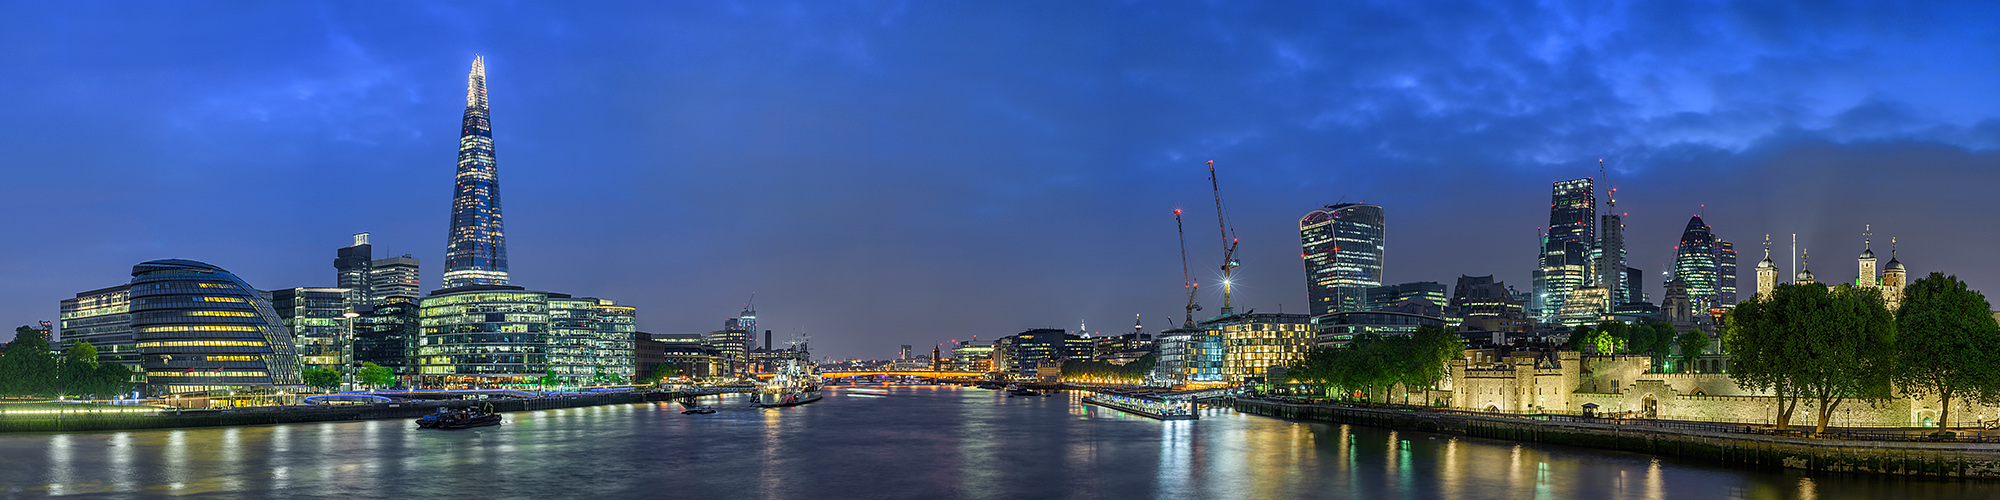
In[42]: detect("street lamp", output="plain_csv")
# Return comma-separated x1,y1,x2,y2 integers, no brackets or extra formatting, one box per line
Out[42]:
343,311,361,391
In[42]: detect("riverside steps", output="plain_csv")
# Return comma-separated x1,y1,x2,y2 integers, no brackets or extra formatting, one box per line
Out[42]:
0,391,706,433
1235,397,2000,479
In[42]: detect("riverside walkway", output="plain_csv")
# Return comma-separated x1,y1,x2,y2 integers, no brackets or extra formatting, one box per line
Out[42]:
1235,397,2000,478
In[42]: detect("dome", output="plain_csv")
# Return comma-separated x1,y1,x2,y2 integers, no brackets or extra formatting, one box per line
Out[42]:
1796,269,1814,281
1756,257,1776,269
1860,248,1875,259
1885,257,1905,272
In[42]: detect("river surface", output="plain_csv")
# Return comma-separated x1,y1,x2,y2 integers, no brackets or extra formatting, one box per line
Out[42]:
3,386,1999,499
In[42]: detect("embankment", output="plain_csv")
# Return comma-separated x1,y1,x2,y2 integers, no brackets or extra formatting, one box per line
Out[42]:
1235,398,2000,479
0,392,677,433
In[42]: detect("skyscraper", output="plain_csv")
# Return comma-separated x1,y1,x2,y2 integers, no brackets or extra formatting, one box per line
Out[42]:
1713,238,1737,307
443,55,509,288
335,232,422,306
1532,178,1594,322
1299,203,1385,317
1671,216,1719,312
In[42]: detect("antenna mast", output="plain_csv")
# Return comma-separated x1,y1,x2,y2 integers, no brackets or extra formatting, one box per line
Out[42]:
1209,160,1241,315
1175,209,1202,328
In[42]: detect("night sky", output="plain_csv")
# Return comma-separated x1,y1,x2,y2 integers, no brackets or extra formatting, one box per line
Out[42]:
4,2,1998,360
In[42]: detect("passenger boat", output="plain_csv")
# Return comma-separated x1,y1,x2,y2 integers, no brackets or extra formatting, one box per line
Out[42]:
416,405,503,429
1005,384,1041,397
678,400,717,414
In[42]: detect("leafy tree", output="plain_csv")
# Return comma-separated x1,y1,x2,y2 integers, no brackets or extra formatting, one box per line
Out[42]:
301,367,341,392
642,363,682,385
1060,354,1157,384
0,325,58,396
1675,330,1710,372
1893,272,2000,429
1396,324,1462,404
56,342,100,398
357,362,396,389
1724,283,1895,434
95,363,135,399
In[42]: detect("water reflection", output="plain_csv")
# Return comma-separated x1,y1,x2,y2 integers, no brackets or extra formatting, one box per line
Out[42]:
0,389,1997,498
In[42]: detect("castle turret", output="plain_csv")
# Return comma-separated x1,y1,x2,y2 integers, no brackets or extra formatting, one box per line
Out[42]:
1882,238,1907,310
1755,235,1779,300
1795,249,1815,286
1858,226,1877,289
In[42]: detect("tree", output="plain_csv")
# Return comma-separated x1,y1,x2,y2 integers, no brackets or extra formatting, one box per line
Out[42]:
1675,330,1709,372
95,363,135,399
301,367,341,392
57,342,100,398
1397,324,1462,405
357,363,396,389
642,363,682,385
1893,272,2000,430
1724,283,1895,434
0,325,58,396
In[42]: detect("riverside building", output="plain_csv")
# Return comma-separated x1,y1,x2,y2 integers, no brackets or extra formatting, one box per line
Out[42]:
1213,312,1314,383
415,285,638,386
129,259,303,395
268,287,353,374
57,284,137,367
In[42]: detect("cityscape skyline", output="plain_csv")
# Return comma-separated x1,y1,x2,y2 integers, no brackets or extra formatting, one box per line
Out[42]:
5,3,2000,360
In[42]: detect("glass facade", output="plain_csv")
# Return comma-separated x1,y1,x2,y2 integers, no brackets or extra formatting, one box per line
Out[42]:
444,55,509,288
1672,216,1720,311
58,284,136,368
269,287,352,373
129,259,302,395
1534,178,1595,322
1300,203,1385,317
356,300,419,376
416,285,637,386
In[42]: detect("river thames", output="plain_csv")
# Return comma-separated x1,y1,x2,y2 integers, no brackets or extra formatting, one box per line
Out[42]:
3,386,1999,498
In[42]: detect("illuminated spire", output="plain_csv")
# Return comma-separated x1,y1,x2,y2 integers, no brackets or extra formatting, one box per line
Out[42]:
466,55,488,109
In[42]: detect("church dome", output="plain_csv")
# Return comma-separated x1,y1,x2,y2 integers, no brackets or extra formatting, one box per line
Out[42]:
1796,268,1814,281
1885,257,1905,272
1756,257,1776,269
1860,248,1875,259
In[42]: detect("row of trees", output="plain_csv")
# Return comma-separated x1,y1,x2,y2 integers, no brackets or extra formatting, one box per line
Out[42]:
1288,324,1462,404
1725,272,2000,434
300,363,397,392
1060,354,1156,384
0,326,135,399
1564,320,1712,372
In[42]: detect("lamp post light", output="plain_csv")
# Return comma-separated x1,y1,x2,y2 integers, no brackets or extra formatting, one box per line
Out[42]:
343,311,361,391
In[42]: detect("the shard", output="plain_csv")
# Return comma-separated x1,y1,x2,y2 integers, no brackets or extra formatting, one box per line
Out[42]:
443,55,509,288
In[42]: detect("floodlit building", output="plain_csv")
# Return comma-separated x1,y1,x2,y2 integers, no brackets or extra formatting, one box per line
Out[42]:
1533,178,1595,322
415,284,639,386
129,259,303,395
1212,312,1314,383
58,284,136,367
442,56,510,288
268,287,352,374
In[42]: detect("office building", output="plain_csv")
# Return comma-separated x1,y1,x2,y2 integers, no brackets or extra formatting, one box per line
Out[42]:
58,284,136,367
1300,203,1385,316
334,233,422,306
130,259,303,395
268,287,352,374
415,284,638,386
1670,216,1720,313
1365,281,1446,312
356,300,419,377
1533,178,1595,322
443,56,510,288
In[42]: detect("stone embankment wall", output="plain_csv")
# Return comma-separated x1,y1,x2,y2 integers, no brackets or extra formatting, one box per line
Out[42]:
1236,398,2000,478
0,392,666,433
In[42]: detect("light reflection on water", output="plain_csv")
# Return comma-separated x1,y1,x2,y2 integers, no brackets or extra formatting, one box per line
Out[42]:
3,387,2000,498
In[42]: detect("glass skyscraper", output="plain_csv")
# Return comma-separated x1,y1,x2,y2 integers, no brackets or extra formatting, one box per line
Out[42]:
1533,178,1594,322
1672,216,1720,311
1299,203,1385,317
444,55,509,288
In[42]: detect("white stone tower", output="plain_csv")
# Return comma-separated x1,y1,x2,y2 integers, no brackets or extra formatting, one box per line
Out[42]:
1795,249,1815,286
1755,235,1779,300
1882,238,1907,310
1858,226,1877,289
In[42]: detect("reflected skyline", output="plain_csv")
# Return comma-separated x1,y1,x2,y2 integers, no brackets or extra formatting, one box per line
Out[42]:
3,388,1994,498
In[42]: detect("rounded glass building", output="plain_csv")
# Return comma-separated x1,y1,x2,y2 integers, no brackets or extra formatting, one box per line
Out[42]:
130,259,302,395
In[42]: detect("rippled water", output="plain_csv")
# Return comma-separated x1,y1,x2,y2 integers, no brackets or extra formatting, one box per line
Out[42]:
2,386,1998,499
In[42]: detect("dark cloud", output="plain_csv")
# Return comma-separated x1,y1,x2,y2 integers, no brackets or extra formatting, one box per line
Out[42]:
2,1,1996,359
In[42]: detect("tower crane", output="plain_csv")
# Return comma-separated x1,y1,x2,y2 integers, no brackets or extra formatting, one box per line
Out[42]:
1209,160,1241,315
1175,209,1202,328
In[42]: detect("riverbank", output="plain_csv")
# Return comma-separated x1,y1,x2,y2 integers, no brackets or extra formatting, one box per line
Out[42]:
1235,397,2000,479
0,391,682,433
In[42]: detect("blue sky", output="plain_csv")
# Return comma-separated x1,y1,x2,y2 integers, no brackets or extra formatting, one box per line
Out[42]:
4,1,1998,359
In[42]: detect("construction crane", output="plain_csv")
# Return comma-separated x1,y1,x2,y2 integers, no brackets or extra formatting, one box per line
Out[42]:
1209,160,1241,315
1175,208,1202,328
